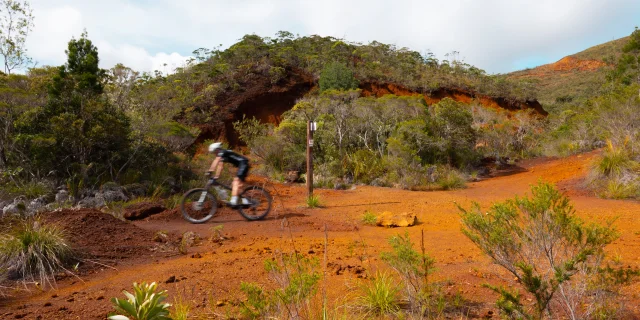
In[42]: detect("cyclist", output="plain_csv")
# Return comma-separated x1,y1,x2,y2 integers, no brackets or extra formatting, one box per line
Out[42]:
207,142,250,207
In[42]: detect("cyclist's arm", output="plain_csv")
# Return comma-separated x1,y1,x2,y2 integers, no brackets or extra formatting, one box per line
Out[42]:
209,156,223,177
214,157,224,179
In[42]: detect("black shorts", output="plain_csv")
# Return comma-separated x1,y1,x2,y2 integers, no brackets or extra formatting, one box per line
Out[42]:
237,161,250,181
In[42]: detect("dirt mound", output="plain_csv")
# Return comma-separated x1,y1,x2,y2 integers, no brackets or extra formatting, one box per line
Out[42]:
42,209,159,260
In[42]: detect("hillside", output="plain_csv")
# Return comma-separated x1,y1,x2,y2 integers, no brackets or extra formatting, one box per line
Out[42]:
506,37,628,107
162,33,544,144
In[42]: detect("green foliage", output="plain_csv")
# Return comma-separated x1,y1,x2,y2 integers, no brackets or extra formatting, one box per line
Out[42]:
241,253,321,319
588,140,639,200
319,61,358,92
306,194,321,208
361,210,377,225
109,282,171,320
436,168,467,190
356,272,400,316
0,0,35,74
380,231,437,314
459,181,630,319
239,281,268,319
14,32,131,181
0,217,73,288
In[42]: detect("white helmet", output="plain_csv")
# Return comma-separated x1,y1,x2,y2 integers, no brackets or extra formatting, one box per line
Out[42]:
208,142,222,153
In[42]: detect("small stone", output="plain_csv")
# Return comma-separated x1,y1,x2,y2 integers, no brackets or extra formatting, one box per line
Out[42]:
96,296,104,301
44,302,52,307
216,300,225,307
165,276,176,284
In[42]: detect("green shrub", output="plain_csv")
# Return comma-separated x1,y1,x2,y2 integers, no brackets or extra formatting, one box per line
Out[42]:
239,282,268,319
459,181,636,319
319,62,358,92
437,168,467,190
306,194,321,208
0,218,73,288
595,141,636,177
380,231,436,314
356,272,400,316
109,282,171,320
361,211,377,225
600,179,639,199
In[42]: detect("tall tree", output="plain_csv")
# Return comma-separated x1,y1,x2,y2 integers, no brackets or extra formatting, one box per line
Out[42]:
15,31,131,180
0,0,34,74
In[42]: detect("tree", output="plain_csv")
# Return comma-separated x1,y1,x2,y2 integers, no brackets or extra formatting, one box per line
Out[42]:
0,0,34,74
319,61,358,92
15,32,131,181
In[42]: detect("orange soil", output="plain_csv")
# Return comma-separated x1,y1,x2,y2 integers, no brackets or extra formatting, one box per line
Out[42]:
2,151,640,319
361,82,547,116
510,56,609,80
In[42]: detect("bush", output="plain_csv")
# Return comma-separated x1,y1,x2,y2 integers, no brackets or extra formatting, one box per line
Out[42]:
361,211,377,225
356,272,400,316
319,62,358,92
380,231,436,315
436,168,467,190
588,140,639,200
459,181,637,319
109,282,171,320
0,217,73,288
306,194,321,208
241,253,321,319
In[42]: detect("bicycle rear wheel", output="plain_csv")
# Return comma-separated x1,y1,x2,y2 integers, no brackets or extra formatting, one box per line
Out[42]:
238,186,272,221
180,188,218,224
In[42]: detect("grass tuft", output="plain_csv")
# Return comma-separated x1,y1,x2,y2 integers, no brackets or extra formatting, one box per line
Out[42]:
306,194,322,208
357,272,400,316
0,217,73,288
437,169,467,190
361,211,377,225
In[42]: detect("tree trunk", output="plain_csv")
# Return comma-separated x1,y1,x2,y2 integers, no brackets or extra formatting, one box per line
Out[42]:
0,145,7,169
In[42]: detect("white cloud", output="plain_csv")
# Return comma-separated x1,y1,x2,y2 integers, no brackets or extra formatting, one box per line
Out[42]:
22,0,640,74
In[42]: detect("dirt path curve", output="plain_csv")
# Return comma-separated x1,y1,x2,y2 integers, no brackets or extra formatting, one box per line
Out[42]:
2,151,640,319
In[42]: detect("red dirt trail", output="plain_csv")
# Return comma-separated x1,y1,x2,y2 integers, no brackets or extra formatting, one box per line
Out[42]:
2,151,640,319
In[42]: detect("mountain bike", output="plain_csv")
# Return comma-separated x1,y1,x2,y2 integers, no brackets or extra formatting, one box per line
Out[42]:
180,176,272,223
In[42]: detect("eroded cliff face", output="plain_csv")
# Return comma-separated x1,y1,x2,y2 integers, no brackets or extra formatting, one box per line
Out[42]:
360,82,547,116
192,70,546,146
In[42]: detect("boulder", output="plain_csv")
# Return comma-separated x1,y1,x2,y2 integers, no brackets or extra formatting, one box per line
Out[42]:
123,183,147,198
27,197,47,214
285,171,300,183
376,211,417,228
123,202,166,220
96,190,128,203
77,197,105,208
55,189,72,203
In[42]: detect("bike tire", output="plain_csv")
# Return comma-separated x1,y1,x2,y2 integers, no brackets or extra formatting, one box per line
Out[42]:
238,185,272,221
180,188,218,224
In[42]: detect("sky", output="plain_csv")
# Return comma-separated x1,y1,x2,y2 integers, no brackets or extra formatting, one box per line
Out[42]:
22,0,640,75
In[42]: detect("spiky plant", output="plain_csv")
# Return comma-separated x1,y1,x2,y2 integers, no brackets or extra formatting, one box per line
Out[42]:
109,282,171,320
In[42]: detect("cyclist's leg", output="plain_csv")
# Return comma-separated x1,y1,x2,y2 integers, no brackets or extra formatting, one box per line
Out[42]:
231,162,249,205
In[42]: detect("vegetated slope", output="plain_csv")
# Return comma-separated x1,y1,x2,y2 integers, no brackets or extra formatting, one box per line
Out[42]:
163,33,543,145
506,37,628,106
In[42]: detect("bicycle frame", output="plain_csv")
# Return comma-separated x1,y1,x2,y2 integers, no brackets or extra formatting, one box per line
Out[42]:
205,178,232,191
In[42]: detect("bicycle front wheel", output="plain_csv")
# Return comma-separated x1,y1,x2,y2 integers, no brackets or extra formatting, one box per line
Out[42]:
180,188,218,224
238,186,272,221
